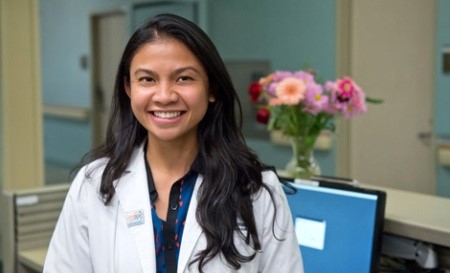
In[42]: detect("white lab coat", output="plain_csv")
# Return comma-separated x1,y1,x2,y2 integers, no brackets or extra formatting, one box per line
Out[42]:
43,144,303,273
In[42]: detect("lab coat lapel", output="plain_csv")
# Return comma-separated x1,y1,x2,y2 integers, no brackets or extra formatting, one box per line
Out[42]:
178,175,204,273
115,146,156,273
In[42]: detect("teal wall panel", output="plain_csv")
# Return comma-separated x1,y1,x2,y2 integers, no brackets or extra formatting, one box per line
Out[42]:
44,118,92,166
40,1,92,108
132,2,197,30
435,0,450,197
0,50,2,271
435,0,450,134
208,0,335,75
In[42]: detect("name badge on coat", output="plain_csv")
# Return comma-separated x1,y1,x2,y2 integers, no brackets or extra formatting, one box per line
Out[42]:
126,209,145,227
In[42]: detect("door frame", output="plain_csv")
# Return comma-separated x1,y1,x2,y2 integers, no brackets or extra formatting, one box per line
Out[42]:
90,9,129,147
335,0,352,177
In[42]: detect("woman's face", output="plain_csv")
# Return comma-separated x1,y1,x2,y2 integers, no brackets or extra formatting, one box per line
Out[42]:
126,36,214,145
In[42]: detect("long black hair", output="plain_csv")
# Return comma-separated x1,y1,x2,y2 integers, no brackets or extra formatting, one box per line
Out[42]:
80,13,277,272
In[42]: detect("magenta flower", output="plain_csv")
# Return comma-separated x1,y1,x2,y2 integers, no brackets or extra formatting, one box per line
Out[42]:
336,77,356,102
325,78,367,118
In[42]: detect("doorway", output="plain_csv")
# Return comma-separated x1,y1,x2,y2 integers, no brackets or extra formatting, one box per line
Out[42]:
338,0,436,193
91,11,127,147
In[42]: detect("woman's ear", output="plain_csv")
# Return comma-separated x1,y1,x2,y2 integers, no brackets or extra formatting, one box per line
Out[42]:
124,78,131,97
208,87,216,103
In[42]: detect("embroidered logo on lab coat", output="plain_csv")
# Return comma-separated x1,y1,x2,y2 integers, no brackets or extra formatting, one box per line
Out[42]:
126,209,145,227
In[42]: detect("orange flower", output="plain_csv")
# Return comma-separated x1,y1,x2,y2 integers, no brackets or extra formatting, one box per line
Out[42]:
269,97,282,106
275,77,306,105
259,73,274,86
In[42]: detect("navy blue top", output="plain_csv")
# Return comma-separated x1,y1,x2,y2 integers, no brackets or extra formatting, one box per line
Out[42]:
144,151,203,273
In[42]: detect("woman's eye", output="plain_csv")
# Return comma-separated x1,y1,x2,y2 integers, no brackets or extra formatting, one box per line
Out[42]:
138,77,154,83
177,76,193,82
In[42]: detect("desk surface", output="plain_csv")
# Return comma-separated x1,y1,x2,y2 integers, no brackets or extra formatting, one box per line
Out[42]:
18,247,47,272
363,183,450,248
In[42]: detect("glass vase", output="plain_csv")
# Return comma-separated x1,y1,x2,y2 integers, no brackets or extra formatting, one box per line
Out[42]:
285,135,321,180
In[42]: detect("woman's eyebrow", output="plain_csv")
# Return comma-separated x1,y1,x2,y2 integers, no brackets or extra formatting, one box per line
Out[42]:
133,68,154,76
171,66,202,76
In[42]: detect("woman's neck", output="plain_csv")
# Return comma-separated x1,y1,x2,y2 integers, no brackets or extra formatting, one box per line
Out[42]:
145,137,198,183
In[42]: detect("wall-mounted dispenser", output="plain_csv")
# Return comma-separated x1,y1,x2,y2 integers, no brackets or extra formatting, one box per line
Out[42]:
443,46,450,74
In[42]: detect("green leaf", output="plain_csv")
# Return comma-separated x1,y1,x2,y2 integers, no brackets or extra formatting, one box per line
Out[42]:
366,96,384,104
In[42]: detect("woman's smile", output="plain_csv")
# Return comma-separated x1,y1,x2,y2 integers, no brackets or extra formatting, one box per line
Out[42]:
151,111,184,119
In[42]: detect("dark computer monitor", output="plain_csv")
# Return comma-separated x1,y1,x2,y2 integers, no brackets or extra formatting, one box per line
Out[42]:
281,177,386,273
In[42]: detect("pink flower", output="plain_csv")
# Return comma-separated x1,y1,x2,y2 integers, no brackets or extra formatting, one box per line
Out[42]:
293,70,315,83
324,80,337,91
341,87,367,118
304,82,328,114
272,71,294,81
275,77,306,105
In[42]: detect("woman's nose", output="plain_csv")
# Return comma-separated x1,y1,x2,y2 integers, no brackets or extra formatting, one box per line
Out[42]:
152,82,178,104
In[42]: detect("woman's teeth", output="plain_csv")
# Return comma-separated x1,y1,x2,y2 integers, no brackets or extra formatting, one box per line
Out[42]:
153,111,182,119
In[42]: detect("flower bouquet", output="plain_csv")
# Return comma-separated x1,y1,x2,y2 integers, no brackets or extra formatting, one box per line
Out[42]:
248,70,379,179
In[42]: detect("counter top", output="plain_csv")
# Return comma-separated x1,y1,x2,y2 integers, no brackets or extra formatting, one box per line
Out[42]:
363,184,450,247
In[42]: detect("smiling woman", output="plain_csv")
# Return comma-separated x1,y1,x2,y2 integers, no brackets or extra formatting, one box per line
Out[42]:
42,14,303,273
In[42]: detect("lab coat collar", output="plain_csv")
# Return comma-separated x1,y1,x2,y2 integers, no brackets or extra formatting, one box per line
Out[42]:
115,143,204,273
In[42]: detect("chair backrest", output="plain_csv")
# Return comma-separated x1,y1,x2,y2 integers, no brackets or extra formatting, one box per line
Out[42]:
1,184,70,273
